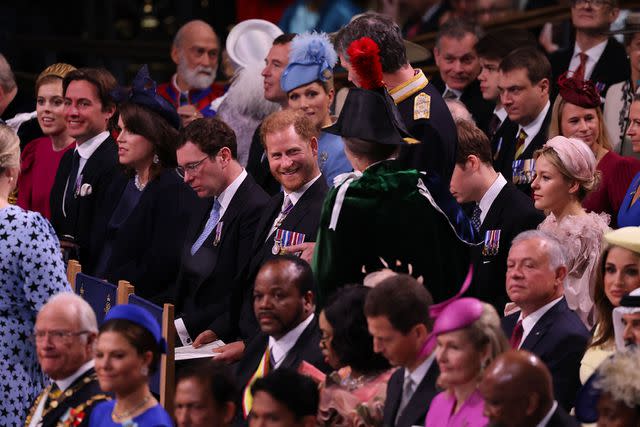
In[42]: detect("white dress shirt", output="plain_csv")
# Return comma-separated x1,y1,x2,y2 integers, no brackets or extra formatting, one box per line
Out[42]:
478,173,507,224
216,169,247,219
76,131,110,175
516,297,563,348
568,40,608,81
267,174,322,238
268,313,315,368
518,101,551,155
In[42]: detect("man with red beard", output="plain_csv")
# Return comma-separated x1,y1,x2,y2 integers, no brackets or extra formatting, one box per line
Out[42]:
158,20,225,127
234,255,329,422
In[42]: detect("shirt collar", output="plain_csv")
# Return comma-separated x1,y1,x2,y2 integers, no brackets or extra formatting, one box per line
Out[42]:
520,101,550,146
444,85,462,99
268,313,315,368
479,173,507,223
284,174,321,206
494,106,508,123
55,359,94,391
76,131,109,159
535,401,558,427
216,169,247,217
405,352,436,385
518,296,563,346
572,39,608,62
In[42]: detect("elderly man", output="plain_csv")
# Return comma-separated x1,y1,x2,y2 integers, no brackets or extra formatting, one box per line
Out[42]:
502,230,590,411
480,350,579,427
158,20,225,126
613,287,640,349
26,293,108,427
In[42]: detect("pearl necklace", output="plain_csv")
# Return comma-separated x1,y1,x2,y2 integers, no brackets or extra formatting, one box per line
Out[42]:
111,395,151,422
134,174,146,191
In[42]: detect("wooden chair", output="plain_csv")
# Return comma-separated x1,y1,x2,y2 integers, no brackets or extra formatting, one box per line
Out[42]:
73,273,133,324
66,260,82,292
127,292,176,413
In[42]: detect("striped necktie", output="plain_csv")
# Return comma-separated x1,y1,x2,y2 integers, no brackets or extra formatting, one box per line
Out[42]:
514,128,528,159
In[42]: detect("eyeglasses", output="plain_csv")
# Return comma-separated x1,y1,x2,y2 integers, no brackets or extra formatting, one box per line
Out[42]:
571,0,612,8
32,330,90,344
176,156,209,179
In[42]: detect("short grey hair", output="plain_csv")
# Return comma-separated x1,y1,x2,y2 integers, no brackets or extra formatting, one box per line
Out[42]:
512,230,566,270
435,18,483,50
42,292,98,335
0,54,16,93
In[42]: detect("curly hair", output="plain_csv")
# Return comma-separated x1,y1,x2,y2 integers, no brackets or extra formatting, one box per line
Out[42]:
595,349,640,409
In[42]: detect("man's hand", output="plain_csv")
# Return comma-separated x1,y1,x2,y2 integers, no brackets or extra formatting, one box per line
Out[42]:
282,242,316,263
213,341,245,363
192,329,217,348
178,104,202,126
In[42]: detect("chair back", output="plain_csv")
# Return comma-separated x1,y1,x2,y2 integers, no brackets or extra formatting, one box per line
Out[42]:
75,273,117,325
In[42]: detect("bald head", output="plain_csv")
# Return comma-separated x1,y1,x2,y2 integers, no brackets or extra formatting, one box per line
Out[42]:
479,350,554,427
171,20,220,90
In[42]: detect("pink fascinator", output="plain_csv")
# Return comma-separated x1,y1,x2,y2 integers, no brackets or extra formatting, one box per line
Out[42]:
544,136,596,182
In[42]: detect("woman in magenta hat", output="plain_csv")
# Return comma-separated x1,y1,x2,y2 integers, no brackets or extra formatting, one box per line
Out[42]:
548,73,640,226
90,305,172,427
424,298,508,427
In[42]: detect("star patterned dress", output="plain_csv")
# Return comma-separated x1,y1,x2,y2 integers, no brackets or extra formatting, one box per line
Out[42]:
0,205,71,426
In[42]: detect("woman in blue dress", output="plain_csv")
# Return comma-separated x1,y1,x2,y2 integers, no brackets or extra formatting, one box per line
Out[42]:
280,32,353,186
90,305,172,427
0,124,71,426
619,95,640,226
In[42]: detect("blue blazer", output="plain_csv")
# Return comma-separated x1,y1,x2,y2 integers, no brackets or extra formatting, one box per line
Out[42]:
502,298,589,411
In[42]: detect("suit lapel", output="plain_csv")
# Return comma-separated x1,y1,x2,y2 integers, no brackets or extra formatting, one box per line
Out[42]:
384,370,404,424
255,193,284,245
398,362,440,426
280,317,318,369
522,298,567,351
279,178,326,232
479,185,509,234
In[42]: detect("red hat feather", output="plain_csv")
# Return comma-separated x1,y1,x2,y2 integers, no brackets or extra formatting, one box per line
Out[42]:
346,37,384,90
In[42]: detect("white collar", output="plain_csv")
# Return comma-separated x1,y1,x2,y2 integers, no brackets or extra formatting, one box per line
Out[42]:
519,101,550,147
535,401,558,427
444,85,462,99
494,106,508,123
268,313,315,368
572,39,608,62
216,168,247,218
517,296,563,348
404,352,436,386
283,174,321,206
55,360,94,391
478,173,507,223
76,131,109,160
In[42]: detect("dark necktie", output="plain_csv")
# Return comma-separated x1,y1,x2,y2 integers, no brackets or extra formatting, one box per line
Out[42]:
573,52,588,81
510,319,524,349
471,203,482,232
514,129,528,160
488,113,501,139
63,150,81,217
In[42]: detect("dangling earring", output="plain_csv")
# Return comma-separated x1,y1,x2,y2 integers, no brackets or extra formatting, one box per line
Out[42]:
140,366,149,376
152,154,160,165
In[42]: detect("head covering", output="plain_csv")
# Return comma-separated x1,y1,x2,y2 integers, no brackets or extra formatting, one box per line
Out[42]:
280,32,337,93
36,63,76,84
609,12,640,35
543,136,597,182
103,305,167,353
226,19,283,70
323,37,417,145
557,72,601,109
111,65,181,130
604,227,640,255
613,287,640,350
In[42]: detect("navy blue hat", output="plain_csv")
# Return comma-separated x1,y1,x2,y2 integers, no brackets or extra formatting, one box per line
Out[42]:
112,65,181,130
280,32,337,93
104,305,167,353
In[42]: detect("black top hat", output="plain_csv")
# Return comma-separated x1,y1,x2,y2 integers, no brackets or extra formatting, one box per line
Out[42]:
324,88,418,145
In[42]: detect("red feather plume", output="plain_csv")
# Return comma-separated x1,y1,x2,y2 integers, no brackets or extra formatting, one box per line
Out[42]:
346,37,384,90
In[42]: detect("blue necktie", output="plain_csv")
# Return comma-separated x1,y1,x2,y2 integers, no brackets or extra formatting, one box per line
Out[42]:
191,199,222,255
471,203,482,232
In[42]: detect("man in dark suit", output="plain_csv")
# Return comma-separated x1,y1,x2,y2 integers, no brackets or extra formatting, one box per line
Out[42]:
430,18,495,136
334,12,458,183
496,47,552,197
26,293,108,427
502,231,590,411
450,120,544,313
549,0,627,97
174,117,269,344
235,256,330,422
50,68,119,270
480,350,580,427
365,274,439,427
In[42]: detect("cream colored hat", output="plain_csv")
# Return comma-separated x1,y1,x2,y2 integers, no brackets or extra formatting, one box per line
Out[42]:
604,227,640,254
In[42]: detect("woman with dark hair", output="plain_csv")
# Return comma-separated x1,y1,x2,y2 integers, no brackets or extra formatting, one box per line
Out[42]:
91,66,197,302
317,285,392,426
580,227,640,383
91,305,172,426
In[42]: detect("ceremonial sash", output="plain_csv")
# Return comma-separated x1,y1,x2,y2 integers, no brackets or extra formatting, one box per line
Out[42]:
242,346,271,418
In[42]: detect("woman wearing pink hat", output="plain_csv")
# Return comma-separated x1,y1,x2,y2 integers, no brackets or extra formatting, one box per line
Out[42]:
424,298,508,427
532,136,610,327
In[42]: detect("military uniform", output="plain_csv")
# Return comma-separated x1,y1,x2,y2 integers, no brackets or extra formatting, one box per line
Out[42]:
390,70,458,183
24,368,108,427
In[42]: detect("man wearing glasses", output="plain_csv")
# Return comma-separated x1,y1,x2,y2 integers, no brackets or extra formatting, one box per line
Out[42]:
549,0,627,96
174,117,269,347
27,293,108,427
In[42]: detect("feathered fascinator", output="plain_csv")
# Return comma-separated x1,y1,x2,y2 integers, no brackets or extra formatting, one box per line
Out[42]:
280,32,337,93
324,37,417,145
111,65,181,130
557,72,601,109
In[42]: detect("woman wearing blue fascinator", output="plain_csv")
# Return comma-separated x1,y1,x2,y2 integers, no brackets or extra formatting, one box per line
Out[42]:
280,32,353,186
90,65,198,302
90,305,172,426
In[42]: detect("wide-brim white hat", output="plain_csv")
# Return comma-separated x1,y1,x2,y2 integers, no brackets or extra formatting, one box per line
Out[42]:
226,19,283,69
